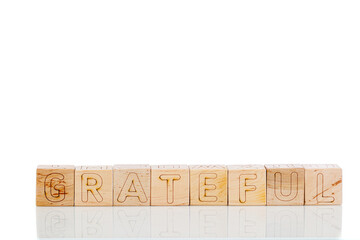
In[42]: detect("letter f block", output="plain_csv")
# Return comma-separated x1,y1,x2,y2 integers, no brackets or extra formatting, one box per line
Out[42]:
75,166,113,206
151,165,189,206
265,164,305,206
36,165,75,206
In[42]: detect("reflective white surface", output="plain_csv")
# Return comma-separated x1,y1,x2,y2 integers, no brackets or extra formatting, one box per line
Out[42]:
37,206,342,239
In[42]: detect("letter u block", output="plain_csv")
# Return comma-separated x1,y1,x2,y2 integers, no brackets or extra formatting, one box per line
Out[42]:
304,164,342,205
190,165,227,205
228,165,266,206
265,164,305,205
113,164,150,206
36,165,75,206
151,165,189,206
75,166,113,206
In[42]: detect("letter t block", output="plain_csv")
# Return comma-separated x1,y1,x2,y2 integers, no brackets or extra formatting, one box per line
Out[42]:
75,166,113,206
36,165,75,206
113,164,150,206
228,165,266,206
151,165,189,206
190,165,227,205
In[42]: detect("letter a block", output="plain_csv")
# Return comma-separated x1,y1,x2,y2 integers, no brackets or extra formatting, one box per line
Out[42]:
265,164,304,206
75,166,113,206
304,164,342,205
151,165,189,206
36,165,75,206
228,165,266,206
190,165,227,205
113,164,150,206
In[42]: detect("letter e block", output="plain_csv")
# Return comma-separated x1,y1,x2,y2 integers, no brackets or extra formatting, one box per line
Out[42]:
75,166,113,206
151,165,189,206
228,165,266,206
304,164,342,205
113,164,150,206
265,164,304,206
190,165,227,206
36,165,75,206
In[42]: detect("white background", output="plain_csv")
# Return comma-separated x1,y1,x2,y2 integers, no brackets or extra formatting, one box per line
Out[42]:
0,0,359,239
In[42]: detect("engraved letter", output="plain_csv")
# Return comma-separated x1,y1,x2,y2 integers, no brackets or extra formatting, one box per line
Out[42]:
199,173,217,202
159,174,181,204
117,172,148,203
44,173,66,202
239,174,257,203
274,172,298,201
81,173,103,202
316,173,335,203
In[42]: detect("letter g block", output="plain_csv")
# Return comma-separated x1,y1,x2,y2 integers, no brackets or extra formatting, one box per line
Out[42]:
36,165,75,206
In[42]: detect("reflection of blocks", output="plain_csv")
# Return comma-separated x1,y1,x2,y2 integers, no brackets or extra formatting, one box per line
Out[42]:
151,165,189,206
36,207,75,238
304,205,342,237
113,207,150,238
190,165,227,206
113,165,150,206
304,164,342,205
266,206,305,238
36,165,75,206
151,206,190,238
190,206,227,238
265,164,304,206
228,165,266,206
228,206,266,238
75,166,113,206
75,207,113,238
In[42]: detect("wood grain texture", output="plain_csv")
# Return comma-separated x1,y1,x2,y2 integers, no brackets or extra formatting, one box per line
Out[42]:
113,164,150,206
151,165,189,206
190,165,227,206
75,166,113,206
304,164,342,205
36,165,75,206
265,164,304,206
228,165,266,206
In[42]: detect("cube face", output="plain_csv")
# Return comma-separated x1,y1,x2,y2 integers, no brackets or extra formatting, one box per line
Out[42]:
36,165,75,206
113,164,150,206
304,164,342,205
75,166,113,206
151,165,189,206
190,165,227,206
228,165,266,206
265,164,304,206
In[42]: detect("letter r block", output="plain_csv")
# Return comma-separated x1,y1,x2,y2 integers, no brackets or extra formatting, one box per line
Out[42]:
113,164,150,206
265,164,305,206
151,165,189,206
75,166,113,206
228,165,266,206
190,165,227,205
304,164,342,205
36,165,75,206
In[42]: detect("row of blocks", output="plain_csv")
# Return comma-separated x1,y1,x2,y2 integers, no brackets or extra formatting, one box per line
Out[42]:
36,164,342,206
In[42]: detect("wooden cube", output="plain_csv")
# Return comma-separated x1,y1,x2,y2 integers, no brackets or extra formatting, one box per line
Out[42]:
190,165,227,205
75,166,113,206
113,164,150,206
228,165,266,206
151,165,189,206
265,164,304,206
36,165,75,206
304,164,342,205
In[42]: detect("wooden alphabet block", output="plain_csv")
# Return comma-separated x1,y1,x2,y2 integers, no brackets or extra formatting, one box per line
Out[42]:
75,166,113,206
151,165,189,206
265,164,305,206
228,165,266,206
190,165,227,205
304,164,342,205
36,165,75,206
113,164,150,206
